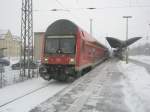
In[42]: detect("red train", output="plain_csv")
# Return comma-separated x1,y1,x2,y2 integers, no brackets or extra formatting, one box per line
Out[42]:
39,19,108,81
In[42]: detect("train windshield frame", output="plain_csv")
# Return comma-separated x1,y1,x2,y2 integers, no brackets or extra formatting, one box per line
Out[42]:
45,35,76,54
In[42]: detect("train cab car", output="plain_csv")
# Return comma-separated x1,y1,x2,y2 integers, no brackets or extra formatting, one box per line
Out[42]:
39,19,107,81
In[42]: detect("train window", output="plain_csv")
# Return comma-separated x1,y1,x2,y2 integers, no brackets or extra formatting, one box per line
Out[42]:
45,35,75,54
60,38,75,54
45,38,59,54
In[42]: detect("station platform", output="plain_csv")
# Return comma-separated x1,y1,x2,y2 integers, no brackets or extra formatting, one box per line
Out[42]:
30,60,130,112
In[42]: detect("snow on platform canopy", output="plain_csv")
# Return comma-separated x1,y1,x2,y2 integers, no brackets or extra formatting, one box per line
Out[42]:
106,37,123,48
125,37,142,47
106,37,142,48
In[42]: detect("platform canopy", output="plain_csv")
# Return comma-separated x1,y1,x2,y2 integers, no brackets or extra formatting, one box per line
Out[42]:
106,37,142,49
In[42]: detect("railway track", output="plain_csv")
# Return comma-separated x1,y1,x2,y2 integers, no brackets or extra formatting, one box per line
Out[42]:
0,79,69,112
0,83,50,108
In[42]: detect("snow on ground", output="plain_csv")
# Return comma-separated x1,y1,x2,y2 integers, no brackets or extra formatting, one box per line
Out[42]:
118,60,150,112
0,78,48,106
1,57,20,86
0,78,69,112
1,56,150,112
130,55,150,65
1,57,38,87
31,59,150,112
3,67,21,86
0,57,69,112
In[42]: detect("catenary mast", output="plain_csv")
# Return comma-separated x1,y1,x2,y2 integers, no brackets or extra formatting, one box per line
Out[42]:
20,0,33,78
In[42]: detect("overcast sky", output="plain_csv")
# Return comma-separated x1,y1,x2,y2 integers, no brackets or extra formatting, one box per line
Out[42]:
0,0,150,45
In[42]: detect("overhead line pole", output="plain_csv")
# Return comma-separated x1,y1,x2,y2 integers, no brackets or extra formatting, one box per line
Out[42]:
123,16,132,64
20,0,33,78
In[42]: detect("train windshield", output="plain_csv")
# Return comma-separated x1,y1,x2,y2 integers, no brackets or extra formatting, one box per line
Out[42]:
45,35,76,54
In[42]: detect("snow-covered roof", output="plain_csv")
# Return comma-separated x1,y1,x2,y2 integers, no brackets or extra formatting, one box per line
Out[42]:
0,29,8,35
12,35,21,41
0,29,9,39
0,29,20,41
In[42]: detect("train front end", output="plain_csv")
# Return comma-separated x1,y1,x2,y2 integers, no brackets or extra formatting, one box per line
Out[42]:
39,19,78,81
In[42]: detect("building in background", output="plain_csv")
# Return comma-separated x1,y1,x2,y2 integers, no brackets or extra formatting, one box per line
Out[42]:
0,30,21,58
0,48,6,58
34,32,44,60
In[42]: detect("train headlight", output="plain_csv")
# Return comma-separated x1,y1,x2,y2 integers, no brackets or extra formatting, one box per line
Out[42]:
44,58,48,63
69,58,75,64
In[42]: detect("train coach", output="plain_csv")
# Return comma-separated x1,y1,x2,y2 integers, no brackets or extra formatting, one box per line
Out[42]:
39,19,108,81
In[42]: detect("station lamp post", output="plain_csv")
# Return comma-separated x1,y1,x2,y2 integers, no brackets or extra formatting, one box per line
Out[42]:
123,16,132,64
86,8,96,36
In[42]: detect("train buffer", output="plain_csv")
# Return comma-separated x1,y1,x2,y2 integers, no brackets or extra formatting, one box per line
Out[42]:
30,59,130,112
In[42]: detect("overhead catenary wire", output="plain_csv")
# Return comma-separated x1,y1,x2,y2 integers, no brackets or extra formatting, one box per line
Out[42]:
33,0,150,40
33,0,150,12
53,0,93,35
33,5,150,12
33,0,150,38
53,0,90,23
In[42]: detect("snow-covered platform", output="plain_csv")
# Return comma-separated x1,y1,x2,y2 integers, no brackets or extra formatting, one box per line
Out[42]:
1,56,150,112
30,59,131,112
